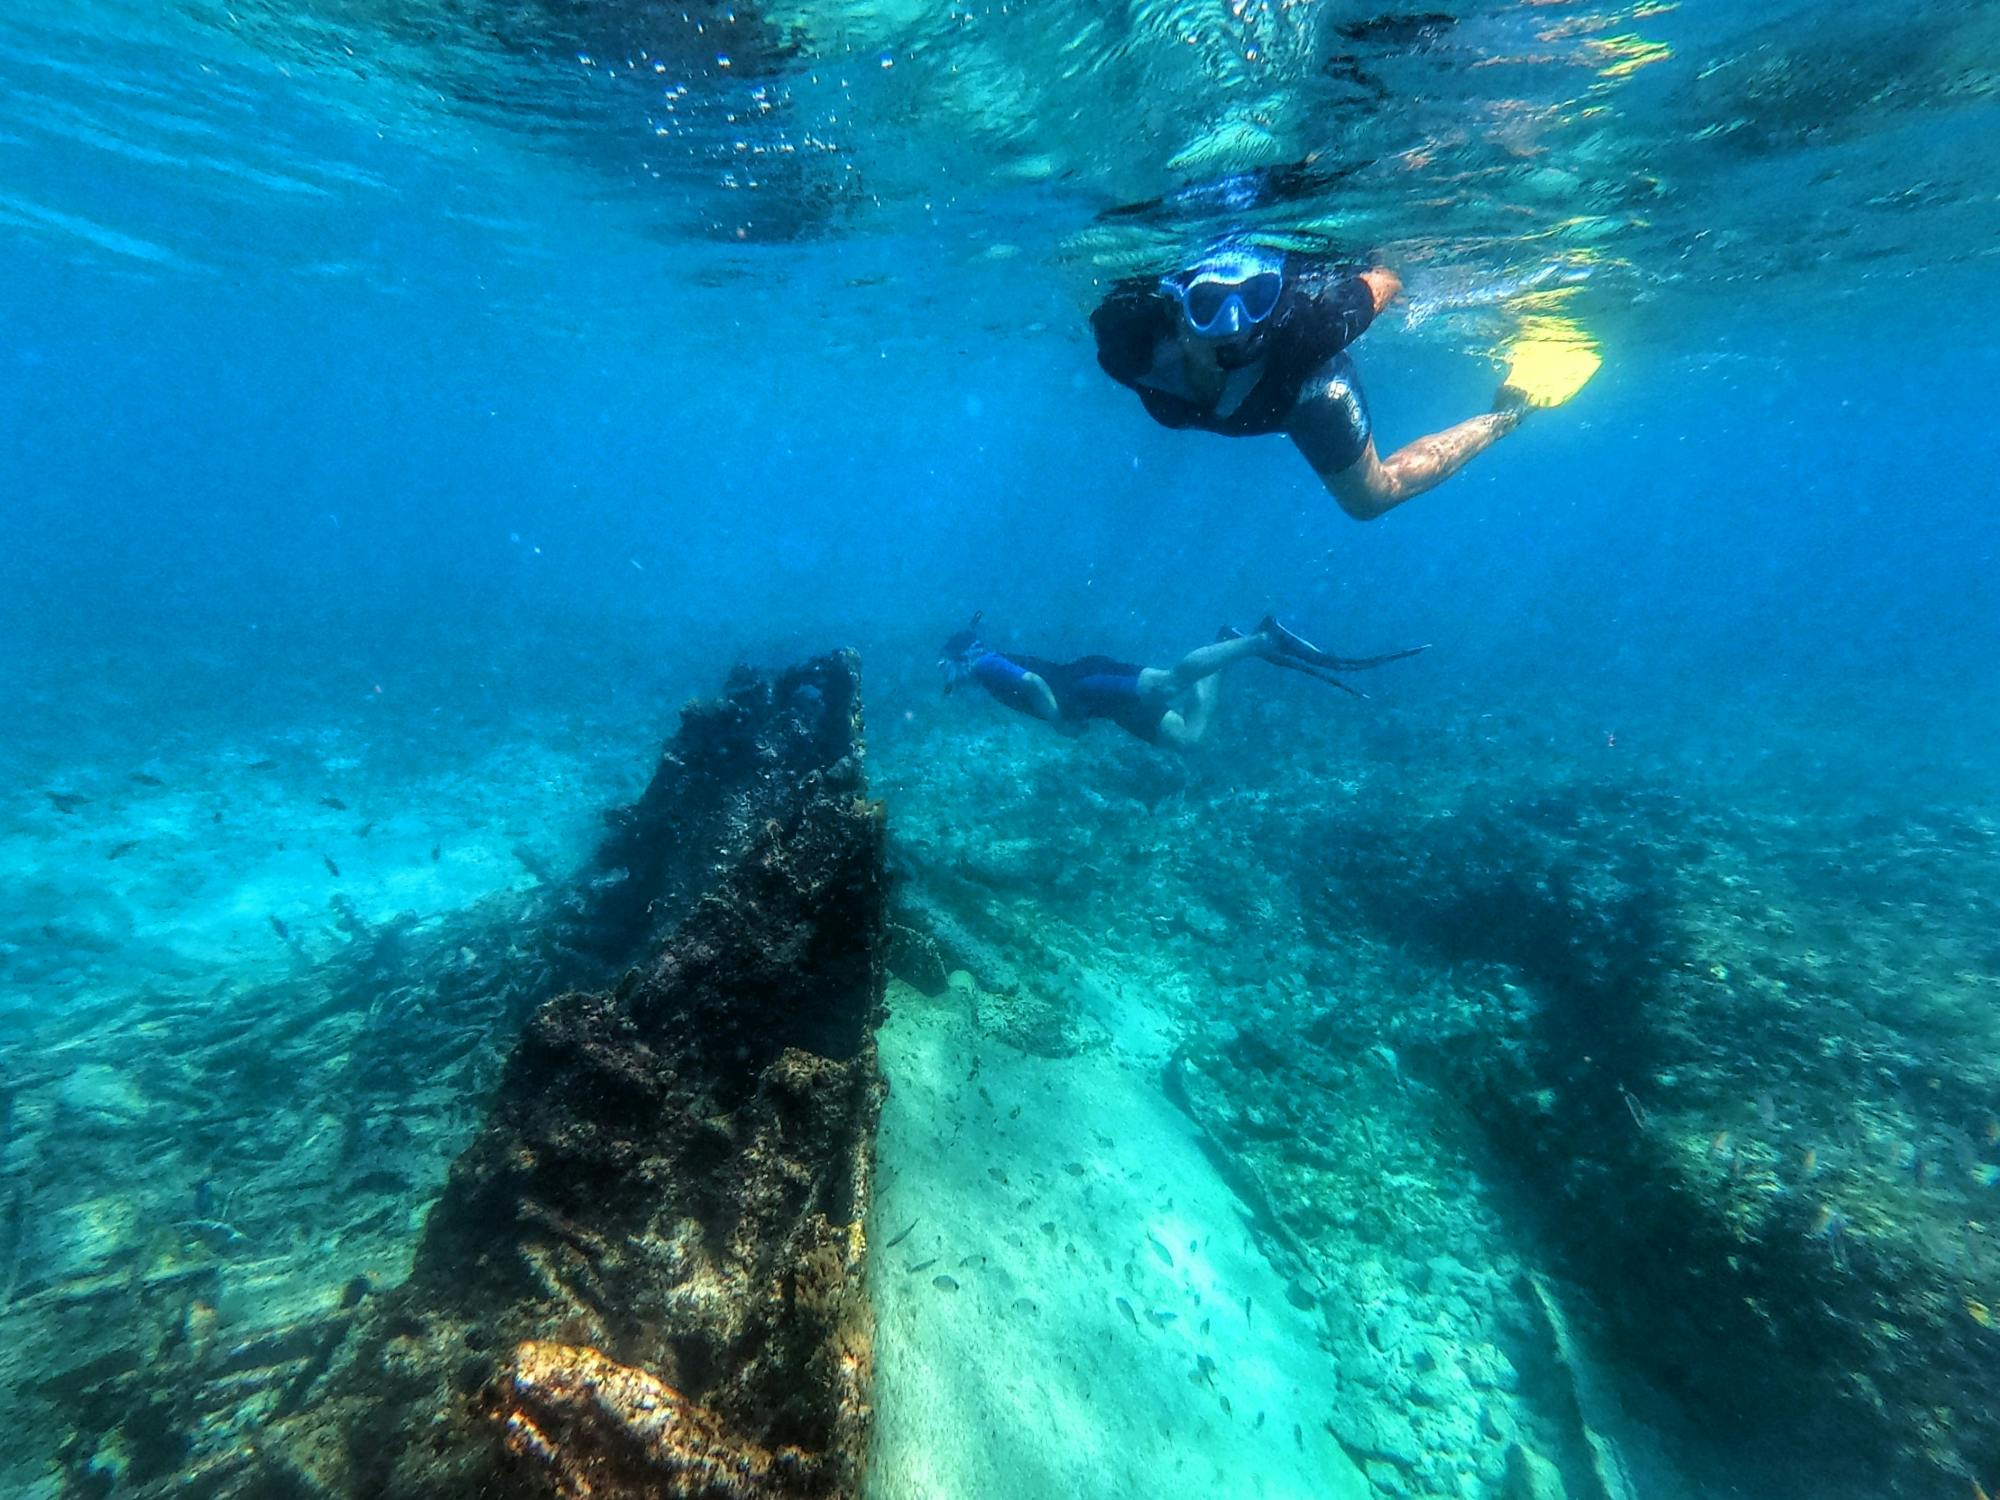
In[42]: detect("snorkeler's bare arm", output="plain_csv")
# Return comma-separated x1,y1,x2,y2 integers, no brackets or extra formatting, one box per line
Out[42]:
1017,671,1064,723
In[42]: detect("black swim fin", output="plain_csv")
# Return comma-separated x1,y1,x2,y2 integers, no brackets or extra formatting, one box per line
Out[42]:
1257,615,1429,673
1271,657,1368,698
1224,623,1367,697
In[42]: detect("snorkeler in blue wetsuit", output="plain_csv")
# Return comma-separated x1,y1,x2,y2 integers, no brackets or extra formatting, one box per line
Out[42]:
1092,242,1535,521
938,613,1424,749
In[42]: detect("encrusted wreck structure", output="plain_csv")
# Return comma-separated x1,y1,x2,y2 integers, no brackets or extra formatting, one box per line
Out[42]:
48,652,887,1499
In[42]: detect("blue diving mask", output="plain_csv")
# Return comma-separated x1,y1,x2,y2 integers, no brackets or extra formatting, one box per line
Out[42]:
1160,248,1285,339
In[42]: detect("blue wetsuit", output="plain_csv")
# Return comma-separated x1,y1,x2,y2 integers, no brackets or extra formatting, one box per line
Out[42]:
970,651,1165,744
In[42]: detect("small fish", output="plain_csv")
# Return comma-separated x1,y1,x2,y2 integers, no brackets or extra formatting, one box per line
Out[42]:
177,1219,248,1252
511,844,553,884
1709,1130,1732,1155
1147,1233,1173,1268
1009,1105,1021,1120
1065,1162,1086,1177
885,1218,918,1249
247,759,278,771
987,1167,1008,1185
1039,1220,1057,1236
323,855,342,878
319,795,348,811
1809,1205,1848,1267
1115,1296,1138,1326
430,844,442,862
1010,1297,1038,1316
1968,1299,1993,1329
932,1275,959,1292
1294,1423,1303,1451
269,915,291,941
1801,1147,1819,1177
907,1258,938,1274
129,772,165,787
1244,1294,1253,1325
1254,1411,1265,1430
1146,1309,1178,1328
357,821,374,838
107,840,140,861
1200,1317,1211,1336
1220,1395,1232,1416
958,1254,986,1269
1193,1354,1218,1386
46,792,88,814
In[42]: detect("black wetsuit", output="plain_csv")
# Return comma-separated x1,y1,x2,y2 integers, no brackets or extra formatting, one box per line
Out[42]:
1091,258,1378,469
969,651,1165,744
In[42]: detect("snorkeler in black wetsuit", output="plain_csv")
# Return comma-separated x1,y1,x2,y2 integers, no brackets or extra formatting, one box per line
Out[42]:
938,612,1424,750
1091,242,1530,521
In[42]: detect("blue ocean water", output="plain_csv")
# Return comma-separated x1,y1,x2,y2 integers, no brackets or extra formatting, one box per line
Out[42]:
3,0,1998,1496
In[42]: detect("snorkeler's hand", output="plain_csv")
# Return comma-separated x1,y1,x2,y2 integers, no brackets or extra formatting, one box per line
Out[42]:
1360,267,1403,316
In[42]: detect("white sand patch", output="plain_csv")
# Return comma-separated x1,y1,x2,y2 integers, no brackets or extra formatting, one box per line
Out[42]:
869,982,1367,1500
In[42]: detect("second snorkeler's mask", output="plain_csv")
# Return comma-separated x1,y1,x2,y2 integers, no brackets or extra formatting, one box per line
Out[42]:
938,610,986,696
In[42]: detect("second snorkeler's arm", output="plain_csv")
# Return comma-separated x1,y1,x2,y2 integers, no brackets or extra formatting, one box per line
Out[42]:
1013,671,1065,724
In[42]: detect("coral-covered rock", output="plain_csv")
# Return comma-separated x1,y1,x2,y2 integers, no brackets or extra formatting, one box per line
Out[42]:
493,1341,812,1498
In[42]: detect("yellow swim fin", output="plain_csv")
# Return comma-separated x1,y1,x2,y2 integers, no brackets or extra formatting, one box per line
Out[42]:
1500,316,1602,409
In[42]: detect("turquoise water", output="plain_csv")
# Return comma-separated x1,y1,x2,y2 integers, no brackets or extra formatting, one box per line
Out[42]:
3,1,1999,1496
